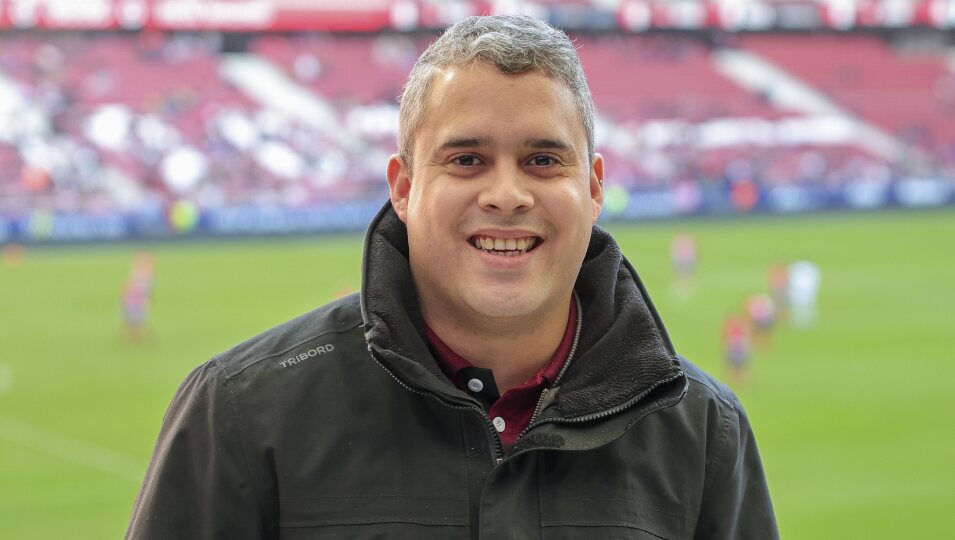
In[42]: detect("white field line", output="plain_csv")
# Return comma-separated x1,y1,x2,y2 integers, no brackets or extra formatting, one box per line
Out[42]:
0,414,146,482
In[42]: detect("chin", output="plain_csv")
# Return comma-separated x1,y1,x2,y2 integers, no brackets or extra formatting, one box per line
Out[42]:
466,290,541,320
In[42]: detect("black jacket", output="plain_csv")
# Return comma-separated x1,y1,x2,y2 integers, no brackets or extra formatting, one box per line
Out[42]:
127,204,779,539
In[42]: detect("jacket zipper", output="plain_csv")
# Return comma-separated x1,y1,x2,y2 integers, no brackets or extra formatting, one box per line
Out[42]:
514,369,685,454
512,290,685,446
366,346,505,464
367,290,678,464
513,292,583,444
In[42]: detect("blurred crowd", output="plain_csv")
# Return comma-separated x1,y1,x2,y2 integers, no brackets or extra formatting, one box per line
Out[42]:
1,30,953,220
0,32,392,220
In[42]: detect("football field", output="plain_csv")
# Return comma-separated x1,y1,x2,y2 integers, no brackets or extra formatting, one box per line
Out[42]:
0,210,952,539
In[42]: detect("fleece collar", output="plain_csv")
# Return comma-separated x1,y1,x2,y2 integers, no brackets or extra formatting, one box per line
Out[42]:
360,202,685,421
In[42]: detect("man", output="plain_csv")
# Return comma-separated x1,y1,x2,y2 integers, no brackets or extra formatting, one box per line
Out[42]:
128,15,778,539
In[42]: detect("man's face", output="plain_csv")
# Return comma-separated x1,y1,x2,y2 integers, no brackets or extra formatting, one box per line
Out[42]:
388,62,603,326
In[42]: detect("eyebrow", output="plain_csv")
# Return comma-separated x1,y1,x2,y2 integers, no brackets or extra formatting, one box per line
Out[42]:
436,137,493,152
433,136,576,156
523,137,574,154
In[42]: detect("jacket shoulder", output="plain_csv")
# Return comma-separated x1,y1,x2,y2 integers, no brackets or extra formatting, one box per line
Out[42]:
676,355,741,414
211,293,364,379
674,358,778,537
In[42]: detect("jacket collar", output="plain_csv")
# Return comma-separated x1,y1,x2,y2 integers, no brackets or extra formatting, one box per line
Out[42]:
360,202,686,421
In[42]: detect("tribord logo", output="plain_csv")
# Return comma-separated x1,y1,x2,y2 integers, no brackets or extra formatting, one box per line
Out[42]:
278,344,335,368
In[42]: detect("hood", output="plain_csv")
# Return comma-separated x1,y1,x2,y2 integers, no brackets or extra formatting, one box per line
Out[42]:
360,202,685,420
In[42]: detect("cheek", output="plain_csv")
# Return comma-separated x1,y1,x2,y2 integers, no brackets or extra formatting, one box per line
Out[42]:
413,196,452,236
546,183,595,263
549,182,596,226
406,185,433,227
410,181,474,227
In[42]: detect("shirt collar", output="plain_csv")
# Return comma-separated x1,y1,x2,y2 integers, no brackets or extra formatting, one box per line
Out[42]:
423,298,578,393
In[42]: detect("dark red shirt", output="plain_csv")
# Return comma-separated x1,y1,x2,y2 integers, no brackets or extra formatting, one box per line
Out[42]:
424,299,577,452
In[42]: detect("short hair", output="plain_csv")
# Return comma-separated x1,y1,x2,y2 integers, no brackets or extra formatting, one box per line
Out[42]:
397,15,595,170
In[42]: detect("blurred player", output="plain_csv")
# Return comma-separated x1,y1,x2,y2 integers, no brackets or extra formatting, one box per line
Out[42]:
745,292,776,350
121,252,155,342
670,232,698,298
788,259,820,329
1,242,26,268
768,261,789,321
722,312,753,387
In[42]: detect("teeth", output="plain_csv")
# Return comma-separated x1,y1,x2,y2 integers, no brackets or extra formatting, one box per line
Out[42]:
472,235,540,254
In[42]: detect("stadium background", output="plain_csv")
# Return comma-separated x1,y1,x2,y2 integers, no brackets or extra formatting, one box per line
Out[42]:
0,0,953,538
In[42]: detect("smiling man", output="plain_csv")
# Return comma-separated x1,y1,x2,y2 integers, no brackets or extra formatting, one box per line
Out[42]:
389,60,600,400
128,15,779,540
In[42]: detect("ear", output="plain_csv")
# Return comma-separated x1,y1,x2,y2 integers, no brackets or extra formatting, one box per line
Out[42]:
589,153,604,224
386,154,412,223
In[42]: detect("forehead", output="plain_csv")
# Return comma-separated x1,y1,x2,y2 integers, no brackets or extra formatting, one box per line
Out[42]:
414,63,586,155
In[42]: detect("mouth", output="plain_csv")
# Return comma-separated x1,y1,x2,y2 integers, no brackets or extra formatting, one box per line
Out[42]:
469,235,542,257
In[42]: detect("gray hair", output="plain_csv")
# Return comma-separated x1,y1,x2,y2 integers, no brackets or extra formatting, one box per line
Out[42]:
397,15,595,170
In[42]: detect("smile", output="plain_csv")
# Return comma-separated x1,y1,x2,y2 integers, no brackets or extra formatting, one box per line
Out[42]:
470,235,541,257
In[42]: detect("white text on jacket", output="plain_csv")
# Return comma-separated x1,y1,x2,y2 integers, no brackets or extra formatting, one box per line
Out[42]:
278,344,335,368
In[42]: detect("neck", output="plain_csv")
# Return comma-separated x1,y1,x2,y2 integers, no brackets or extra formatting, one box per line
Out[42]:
421,296,573,393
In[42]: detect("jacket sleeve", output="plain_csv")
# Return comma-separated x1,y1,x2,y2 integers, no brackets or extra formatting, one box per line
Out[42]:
694,397,779,540
126,360,274,539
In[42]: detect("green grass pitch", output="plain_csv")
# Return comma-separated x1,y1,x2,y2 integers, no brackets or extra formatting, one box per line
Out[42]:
0,210,952,538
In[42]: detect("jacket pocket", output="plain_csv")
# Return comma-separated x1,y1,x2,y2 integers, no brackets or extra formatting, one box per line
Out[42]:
540,496,695,540
278,495,468,540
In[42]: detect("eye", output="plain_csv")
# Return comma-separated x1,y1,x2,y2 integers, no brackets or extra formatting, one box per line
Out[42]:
528,155,559,167
452,155,482,167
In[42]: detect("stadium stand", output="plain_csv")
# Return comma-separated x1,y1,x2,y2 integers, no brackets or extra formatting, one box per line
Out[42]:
0,32,391,222
252,33,419,105
742,33,955,159
580,35,787,122
1,24,952,240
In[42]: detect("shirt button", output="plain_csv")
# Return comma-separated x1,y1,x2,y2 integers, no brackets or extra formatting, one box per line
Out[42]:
467,378,484,392
492,416,506,433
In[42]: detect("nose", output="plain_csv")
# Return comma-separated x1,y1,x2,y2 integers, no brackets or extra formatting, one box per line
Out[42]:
477,163,534,215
